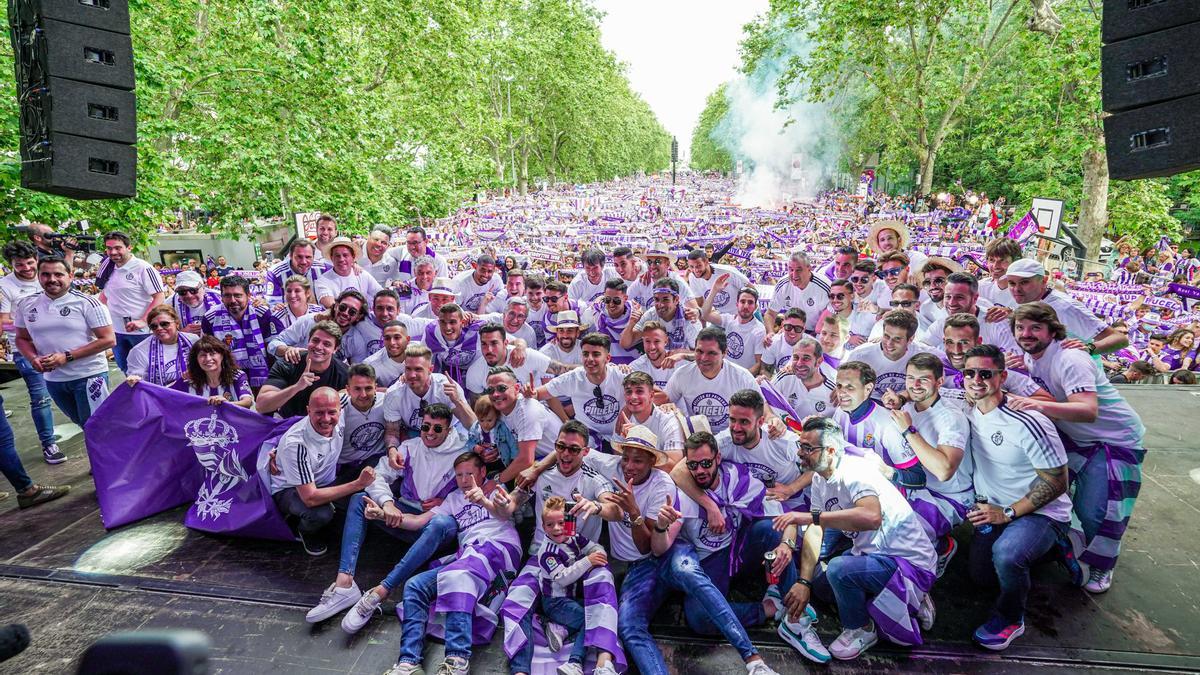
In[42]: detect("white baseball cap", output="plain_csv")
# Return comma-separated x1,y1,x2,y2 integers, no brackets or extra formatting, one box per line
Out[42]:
175,271,203,289
1005,258,1045,279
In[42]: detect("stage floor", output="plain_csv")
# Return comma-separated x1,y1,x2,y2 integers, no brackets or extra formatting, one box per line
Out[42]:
1,372,1199,674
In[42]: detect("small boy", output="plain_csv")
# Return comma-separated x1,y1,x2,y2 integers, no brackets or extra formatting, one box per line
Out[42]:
467,395,515,479
512,496,618,675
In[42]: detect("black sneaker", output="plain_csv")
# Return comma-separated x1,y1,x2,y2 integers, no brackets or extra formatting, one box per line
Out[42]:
298,531,328,556
17,484,70,509
42,444,66,465
0,623,31,662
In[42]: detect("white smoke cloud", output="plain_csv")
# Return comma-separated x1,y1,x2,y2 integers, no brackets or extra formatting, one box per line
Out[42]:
712,30,835,208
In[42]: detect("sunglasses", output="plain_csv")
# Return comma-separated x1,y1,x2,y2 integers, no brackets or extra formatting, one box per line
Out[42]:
685,458,715,470
961,368,998,380
335,303,360,317
420,423,446,434
484,384,510,395
149,321,174,329
891,300,917,308
848,275,871,284
878,268,903,278
602,297,624,305
829,293,847,300
554,440,587,455
922,278,947,287
546,296,562,304
176,288,199,296
782,324,803,333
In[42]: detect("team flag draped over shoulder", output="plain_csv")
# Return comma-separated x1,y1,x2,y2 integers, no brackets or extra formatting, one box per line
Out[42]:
84,383,297,540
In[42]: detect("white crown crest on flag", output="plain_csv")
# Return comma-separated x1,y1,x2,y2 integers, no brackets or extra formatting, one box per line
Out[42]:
184,413,239,448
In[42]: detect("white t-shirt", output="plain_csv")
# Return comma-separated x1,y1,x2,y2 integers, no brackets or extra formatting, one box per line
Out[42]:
0,272,39,325
501,396,563,460
810,454,935,572
606,468,678,563
568,269,617,303
979,279,1016,308
530,462,615,547
678,463,779,559
381,373,465,430
453,270,504,312
544,365,626,440
465,347,552,396
14,291,112,381
102,257,163,335
769,277,830,331
365,429,467,510
540,340,582,366
771,372,835,419
339,392,388,465
363,348,405,388
920,303,1018,354
126,335,192,384
625,405,687,455
1040,290,1108,342
1024,340,1145,448
315,268,383,305
761,334,801,372
358,252,401,286
433,485,521,551
663,360,758,433
634,307,701,351
627,353,676,389
689,264,751,315
845,340,939,400
712,314,766,370
392,249,449,283
269,417,343,493
717,428,808,510
968,402,1072,522
905,399,972,496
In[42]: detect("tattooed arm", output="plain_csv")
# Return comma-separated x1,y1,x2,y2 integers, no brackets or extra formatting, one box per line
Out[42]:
1012,465,1069,515
546,360,579,376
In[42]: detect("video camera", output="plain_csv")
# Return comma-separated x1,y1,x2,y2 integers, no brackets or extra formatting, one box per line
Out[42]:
12,222,99,252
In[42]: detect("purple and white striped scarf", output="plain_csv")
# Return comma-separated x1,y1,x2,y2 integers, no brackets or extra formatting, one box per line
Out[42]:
501,561,626,672
204,306,270,386
148,333,196,386
863,557,936,646
172,291,221,327
424,320,482,387
398,539,522,646
1061,437,1145,573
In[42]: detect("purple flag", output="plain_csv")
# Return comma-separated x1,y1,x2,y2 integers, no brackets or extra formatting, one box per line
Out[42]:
1006,210,1037,243
85,383,297,540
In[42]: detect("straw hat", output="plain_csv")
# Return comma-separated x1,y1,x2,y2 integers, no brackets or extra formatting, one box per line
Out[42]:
429,277,458,297
612,425,669,467
326,236,360,259
868,220,910,251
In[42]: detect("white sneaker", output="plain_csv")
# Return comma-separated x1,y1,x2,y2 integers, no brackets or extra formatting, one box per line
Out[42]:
341,589,384,634
383,663,424,675
306,582,360,623
1084,567,1114,594
829,621,878,660
745,659,781,675
918,592,936,632
763,585,784,622
545,620,569,652
777,613,831,663
434,656,469,675
556,663,583,675
592,663,619,675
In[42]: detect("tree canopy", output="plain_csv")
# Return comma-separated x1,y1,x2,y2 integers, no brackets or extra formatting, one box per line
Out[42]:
0,0,671,243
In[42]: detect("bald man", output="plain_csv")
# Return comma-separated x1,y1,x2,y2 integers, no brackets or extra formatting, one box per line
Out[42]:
270,387,376,556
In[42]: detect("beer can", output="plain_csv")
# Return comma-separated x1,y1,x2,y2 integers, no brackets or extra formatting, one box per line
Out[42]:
764,550,780,585
563,500,577,536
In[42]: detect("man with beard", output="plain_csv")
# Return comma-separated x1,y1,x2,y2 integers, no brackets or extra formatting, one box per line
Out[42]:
611,246,645,288
257,321,349,418
1005,258,1128,355
1008,303,1145,594
960,345,1071,650
627,321,682,389
591,279,639,364
268,289,366,366
201,275,280,388
484,366,559,481
337,364,390,479
381,343,475,441
926,313,1049,410
624,278,701,352
568,248,616,303
687,249,751,316
97,231,165,373
670,430,828,664
846,310,937,400
424,303,486,387
14,257,115,429
464,323,550,398
771,337,836,420
307,403,467,633
888,354,972,578
626,247,694,310
868,219,928,280
170,270,222,334
541,309,584,368
760,308,807,375
870,253,912,311
816,245,858,284
453,252,504,312
315,237,383,309
920,272,1018,353
537,334,626,448
880,284,928,336
700,275,765,372
343,289,400,364
312,214,339,261
393,226,449,284
0,242,61,463
266,239,328,306
766,251,829,334
916,258,957,325
358,227,400,285
269,387,376,556
776,416,937,661
362,321,410,388
663,326,759,434
829,361,921,493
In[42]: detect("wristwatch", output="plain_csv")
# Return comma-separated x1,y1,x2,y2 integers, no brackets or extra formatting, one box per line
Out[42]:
783,538,797,549
1087,343,1098,355
904,425,918,437
1002,506,1017,521
64,350,74,362
631,515,645,528
810,510,822,526
654,524,669,533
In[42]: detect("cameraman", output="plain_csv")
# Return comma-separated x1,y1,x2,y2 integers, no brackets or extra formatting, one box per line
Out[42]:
25,223,71,260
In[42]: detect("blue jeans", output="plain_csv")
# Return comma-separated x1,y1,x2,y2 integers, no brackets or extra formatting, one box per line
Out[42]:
509,596,588,674
398,568,473,664
968,514,1066,625
112,332,149,373
0,393,33,492
813,553,898,630
13,353,55,447
46,373,109,427
618,544,758,675
683,519,795,634
1072,450,1108,544
337,491,459,592
273,487,335,539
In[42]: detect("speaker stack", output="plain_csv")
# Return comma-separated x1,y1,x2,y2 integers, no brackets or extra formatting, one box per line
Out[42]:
1102,1,1200,180
8,0,137,199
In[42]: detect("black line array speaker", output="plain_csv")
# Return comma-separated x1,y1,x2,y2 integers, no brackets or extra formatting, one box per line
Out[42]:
8,0,137,199
1102,0,1200,180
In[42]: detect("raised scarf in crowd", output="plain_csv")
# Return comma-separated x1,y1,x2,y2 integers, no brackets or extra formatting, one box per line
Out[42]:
148,332,196,386
423,319,482,387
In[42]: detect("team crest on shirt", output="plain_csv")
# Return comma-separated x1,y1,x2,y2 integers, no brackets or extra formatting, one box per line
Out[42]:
350,421,385,453
26,308,37,323
991,431,1004,446
824,497,840,511
59,307,71,317
441,345,475,367
367,339,383,354
462,293,485,311
726,330,744,358
583,393,620,424
815,401,826,413
692,393,730,428
875,374,907,394
455,502,488,531
713,290,730,307
125,272,134,281
863,433,874,448
806,298,814,307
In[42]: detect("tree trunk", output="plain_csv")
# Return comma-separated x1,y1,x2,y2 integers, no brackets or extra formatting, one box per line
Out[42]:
917,145,937,197
518,144,529,196
1076,133,1110,272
